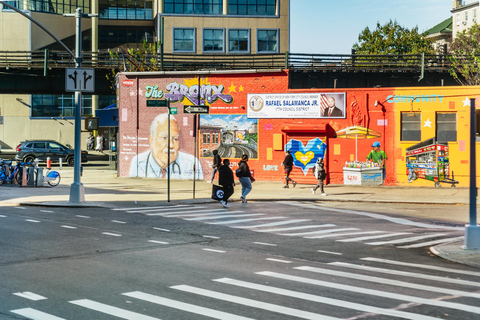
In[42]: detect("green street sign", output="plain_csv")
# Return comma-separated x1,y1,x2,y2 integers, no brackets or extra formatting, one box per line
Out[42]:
147,99,170,107
170,107,178,115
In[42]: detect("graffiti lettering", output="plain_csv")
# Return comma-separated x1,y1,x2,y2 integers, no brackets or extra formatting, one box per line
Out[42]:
346,175,359,181
362,173,382,181
145,85,164,99
263,165,278,171
165,82,233,105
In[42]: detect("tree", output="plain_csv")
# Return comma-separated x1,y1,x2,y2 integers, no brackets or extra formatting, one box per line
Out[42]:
449,24,480,85
352,20,434,55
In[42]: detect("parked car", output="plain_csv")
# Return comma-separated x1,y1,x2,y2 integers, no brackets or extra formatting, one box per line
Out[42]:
15,140,88,166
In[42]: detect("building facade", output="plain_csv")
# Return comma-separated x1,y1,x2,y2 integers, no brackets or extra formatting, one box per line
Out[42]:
0,0,289,151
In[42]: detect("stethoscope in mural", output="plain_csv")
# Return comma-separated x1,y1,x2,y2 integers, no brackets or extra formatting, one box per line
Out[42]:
144,151,181,178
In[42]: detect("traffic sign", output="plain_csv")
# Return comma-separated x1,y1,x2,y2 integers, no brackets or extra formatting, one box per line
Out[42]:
65,68,95,92
183,105,209,114
170,107,178,115
147,100,170,107
85,117,99,131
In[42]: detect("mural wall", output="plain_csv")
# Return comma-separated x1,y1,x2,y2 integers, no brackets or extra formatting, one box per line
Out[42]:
118,71,480,186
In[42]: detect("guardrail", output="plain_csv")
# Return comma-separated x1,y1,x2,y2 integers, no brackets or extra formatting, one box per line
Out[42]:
0,51,457,72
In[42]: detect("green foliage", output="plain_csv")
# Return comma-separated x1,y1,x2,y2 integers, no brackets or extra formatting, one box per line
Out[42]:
449,24,480,85
352,20,434,55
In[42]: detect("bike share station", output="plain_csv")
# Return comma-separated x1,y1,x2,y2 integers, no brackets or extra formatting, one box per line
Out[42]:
0,158,60,187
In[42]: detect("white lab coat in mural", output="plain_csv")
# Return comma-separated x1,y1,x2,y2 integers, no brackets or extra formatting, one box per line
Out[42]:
130,150,203,180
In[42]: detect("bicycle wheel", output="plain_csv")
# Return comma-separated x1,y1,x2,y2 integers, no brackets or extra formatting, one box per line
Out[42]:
46,171,61,187
15,170,31,185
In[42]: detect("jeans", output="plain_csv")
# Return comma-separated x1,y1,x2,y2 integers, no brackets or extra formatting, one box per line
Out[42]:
211,168,218,181
239,177,252,198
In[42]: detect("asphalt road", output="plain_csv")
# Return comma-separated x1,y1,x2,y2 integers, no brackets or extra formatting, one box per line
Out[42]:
0,201,479,319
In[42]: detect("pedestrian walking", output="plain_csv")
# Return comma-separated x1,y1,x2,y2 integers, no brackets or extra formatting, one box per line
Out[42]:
96,135,103,152
86,133,94,150
237,154,252,203
311,157,327,196
218,158,235,208
281,150,296,188
208,149,222,183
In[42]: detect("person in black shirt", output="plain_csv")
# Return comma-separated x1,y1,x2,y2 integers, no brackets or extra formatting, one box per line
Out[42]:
281,150,296,188
218,158,235,208
208,149,222,183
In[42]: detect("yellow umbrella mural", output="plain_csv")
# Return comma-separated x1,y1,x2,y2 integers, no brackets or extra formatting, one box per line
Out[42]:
335,125,381,161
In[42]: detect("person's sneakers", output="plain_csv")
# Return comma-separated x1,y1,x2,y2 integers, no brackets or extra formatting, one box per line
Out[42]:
293,181,297,188
240,196,247,203
206,180,211,183
220,200,230,208
311,188,315,195
283,185,289,188
321,193,327,196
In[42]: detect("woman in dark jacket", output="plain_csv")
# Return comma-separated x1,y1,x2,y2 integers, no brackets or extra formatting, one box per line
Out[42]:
237,154,252,203
209,149,222,183
218,158,235,208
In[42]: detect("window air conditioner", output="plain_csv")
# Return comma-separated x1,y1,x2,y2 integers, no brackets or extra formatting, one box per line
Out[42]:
462,21,467,25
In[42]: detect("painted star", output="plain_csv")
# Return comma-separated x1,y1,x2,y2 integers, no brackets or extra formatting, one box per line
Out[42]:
228,84,237,93
239,85,244,92
463,97,470,107
423,118,432,128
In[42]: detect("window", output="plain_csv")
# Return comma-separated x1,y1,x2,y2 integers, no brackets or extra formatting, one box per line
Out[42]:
257,29,278,53
228,0,276,15
203,133,208,143
203,29,224,53
99,0,153,20
401,113,421,141
31,95,115,118
228,29,250,53
98,26,155,50
165,0,222,14
3,0,90,14
436,113,457,142
173,28,196,52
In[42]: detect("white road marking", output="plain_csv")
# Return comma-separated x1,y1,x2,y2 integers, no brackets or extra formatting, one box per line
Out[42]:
256,224,336,233
185,214,264,221
306,231,384,240
233,219,311,229
209,217,286,225
61,225,77,229
70,299,161,320
123,291,255,320
25,219,40,223
202,248,226,253
153,227,170,232
397,236,464,248
102,232,122,237
148,240,169,245
114,204,191,211
40,210,54,213
11,308,65,320
15,207,26,209
330,262,480,287
337,232,412,242
361,257,480,277
111,220,127,224
13,292,47,301
366,233,448,245
279,228,359,237
258,271,480,314
75,215,90,218
203,235,220,239
253,242,277,246
0,215,6,217
296,266,480,299
163,209,241,217
215,278,440,320
317,250,342,255
266,258,292,263
172,284,342,320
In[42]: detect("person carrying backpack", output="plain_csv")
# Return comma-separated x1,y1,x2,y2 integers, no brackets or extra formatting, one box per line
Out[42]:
311,157,326,196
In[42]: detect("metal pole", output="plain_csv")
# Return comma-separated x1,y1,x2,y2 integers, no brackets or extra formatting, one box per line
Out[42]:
193,114,197,199
69,8,85,202
167,104,170,203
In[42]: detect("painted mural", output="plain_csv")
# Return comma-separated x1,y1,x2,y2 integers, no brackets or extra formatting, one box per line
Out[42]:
285,138,327,175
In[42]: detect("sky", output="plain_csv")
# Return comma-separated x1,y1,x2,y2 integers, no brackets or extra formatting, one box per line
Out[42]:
290,0,455,54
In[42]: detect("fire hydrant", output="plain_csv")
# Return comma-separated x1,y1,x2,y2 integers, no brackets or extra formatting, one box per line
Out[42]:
46,157,52,170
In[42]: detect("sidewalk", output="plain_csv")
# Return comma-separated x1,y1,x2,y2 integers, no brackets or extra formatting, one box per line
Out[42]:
0,166,477,269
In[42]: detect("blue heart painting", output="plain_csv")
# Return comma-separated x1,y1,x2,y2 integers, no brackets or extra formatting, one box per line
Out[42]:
285,138,327,175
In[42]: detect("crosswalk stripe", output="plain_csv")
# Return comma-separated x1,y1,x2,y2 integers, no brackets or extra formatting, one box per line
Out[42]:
167,210,244,217
337,232,412,242
255,224,336,233
366,233,448,245
10,308,65,320
13,292,47,301
398,236,465,249
257,271,480,314
69,299,161,320
185,214,264,221
131,207,201,214
171,284,342,320
329,262,480,287
233,219,311,229
154,209,231,216
208,217,286,225
113,204,191,212
123,291,255,320
305,231,384,240
295,266,480,299
214,277,441,320
279,228,359,237
361,257,480,277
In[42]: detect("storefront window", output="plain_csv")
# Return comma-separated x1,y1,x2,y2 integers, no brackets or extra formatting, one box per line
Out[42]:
401,112,421,141
436,113,457,142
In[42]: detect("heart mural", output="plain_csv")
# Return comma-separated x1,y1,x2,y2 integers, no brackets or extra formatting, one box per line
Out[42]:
285,137,327,175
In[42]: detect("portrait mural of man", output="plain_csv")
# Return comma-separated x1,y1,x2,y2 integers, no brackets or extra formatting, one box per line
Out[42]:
129,113,203,179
